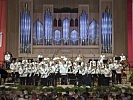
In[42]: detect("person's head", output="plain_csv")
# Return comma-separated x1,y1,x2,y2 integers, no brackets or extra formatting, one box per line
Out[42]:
66,90,69,94
85,88,89,92
74,89,78,94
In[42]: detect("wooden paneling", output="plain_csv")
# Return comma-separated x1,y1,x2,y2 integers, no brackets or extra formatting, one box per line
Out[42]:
6,0,128,58
113,0,127,56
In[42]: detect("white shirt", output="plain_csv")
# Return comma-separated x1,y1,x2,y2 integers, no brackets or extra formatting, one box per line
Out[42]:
115,64,122,74
10,63,15,70
59,63,67,75
99,54,105,63
120,55,126,61
5,54,11,62
104,67,112,77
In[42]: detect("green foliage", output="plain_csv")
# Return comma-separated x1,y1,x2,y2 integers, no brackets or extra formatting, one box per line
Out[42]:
1,85,133,94
129,72,133,83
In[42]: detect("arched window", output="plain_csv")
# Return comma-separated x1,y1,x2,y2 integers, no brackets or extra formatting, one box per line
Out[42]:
75,18,78,27
33,19,43,45
20,3,31,53
70,30,78,45
63,18,69,45
44,9,52,45
101,8,112,53
80,10,88,45
70,19,74,27
58,18,62,27
89,19,99,45
54,30,61,45
53,18,57,27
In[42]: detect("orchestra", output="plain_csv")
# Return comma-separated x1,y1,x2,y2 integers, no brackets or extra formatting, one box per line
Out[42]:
2,53,127,87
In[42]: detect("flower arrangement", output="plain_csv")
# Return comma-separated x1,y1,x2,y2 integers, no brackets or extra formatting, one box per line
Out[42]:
0,85,133,94
129,72,133,85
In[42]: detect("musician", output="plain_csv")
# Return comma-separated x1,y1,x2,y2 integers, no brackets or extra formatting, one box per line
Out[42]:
27,60,34,85
109,60,117,84
59,61,68,85
99,53,105,64
10,60,16,82
22,62,28,85
67,61,73,73
37,54,43,62
19,61,26,85
4,51,12,69
95,63,103,86
40,62,48,86
18,65,23,85
91,60,98,86
90,59,96,68
104,65,112,86
113,55,118,63
120,53,126,62
34,62,41,86
14,59,21,82
75,55,83,62
73,62,78,74
48,62,56,86
115,61,123,84
67,61,76,85
77,62,84,86
83,63,91,86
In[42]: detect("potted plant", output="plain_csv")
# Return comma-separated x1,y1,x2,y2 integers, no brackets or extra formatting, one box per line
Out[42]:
129,72,133,86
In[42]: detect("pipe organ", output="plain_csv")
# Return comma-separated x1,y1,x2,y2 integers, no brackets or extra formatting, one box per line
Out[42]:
19,0,113,58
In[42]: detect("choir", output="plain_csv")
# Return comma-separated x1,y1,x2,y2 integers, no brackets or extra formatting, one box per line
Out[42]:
7,54,127,87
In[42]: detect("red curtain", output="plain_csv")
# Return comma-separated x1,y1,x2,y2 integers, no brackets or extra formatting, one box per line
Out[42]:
128,0,133,67
0,0,6,65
